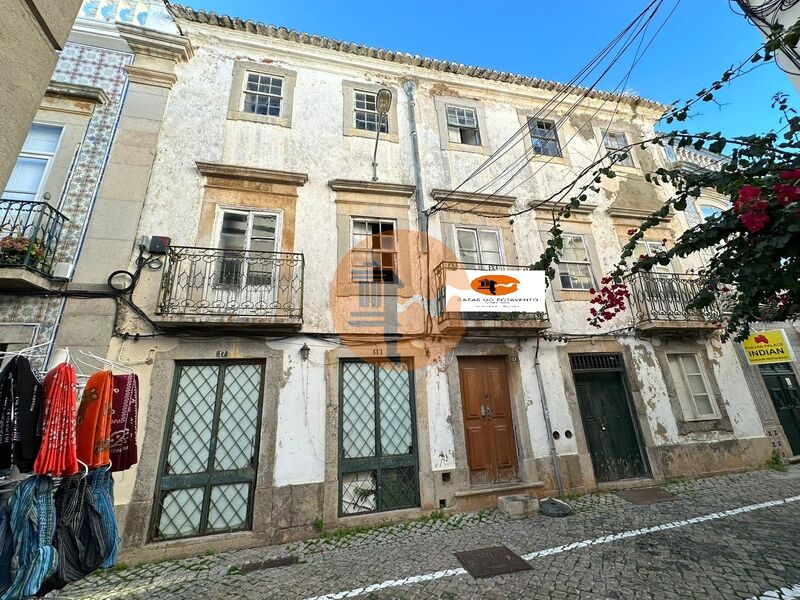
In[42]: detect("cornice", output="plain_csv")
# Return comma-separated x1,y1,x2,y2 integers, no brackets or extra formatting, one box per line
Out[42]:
329,180,416,196
125,65,178,89
607,206,673,222
45,81,109,105
197,162,308,186
117,23,194,62
431,188,516,209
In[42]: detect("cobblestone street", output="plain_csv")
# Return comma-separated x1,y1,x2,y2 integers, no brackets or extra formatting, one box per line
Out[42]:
61,467,800,599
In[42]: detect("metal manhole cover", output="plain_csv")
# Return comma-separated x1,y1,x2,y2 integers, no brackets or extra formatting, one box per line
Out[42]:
615,487,677,505
238,556,298,574
454,545,532,579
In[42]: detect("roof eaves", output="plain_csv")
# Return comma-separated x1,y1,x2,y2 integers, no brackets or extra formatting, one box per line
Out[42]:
167,3,668,113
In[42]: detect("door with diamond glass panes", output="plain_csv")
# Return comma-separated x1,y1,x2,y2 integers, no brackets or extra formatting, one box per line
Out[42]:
339,360,419,516
152,362,264,541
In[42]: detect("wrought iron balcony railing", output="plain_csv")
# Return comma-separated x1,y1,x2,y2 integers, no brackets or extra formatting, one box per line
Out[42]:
433,261,548,323
627,272,722,326
0,199,68,277
157,246,304,320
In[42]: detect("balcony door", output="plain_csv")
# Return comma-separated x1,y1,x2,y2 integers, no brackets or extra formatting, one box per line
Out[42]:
213,209,281,312
454,226,503,268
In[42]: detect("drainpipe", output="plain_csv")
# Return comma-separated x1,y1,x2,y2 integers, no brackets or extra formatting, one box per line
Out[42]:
534,335,564,497
403,80,428,242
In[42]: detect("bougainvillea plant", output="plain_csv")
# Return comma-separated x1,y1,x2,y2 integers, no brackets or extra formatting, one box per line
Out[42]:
532,20,800,342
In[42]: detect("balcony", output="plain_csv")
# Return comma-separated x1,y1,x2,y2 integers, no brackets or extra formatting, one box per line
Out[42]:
434,261,549,335
627,272,722,333
0,199,68,290
155,246,304,330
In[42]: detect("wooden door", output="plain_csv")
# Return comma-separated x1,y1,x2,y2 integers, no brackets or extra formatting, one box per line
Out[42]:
760,363,800,456
574,370,647,482
458,357,518,485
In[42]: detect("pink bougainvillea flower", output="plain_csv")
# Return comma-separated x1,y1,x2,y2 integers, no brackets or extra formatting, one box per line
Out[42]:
738,211,770,233
778,168,800,180
737,185,762,202
773,183,800,206
627,228,636,236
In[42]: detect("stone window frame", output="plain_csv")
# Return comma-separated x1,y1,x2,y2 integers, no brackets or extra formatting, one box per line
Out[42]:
592,125,641,175
341,81,399,143
228,61,297,128
654,341,733,435
515,108,572,167
434,96,490,155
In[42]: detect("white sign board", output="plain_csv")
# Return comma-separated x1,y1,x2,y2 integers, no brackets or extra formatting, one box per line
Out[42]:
444,270,546,313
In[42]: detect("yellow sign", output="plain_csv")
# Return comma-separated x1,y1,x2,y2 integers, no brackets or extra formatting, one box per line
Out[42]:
741,329,796,365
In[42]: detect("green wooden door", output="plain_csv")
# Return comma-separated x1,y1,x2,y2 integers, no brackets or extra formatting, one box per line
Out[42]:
760,363,800,456
574,370,647,482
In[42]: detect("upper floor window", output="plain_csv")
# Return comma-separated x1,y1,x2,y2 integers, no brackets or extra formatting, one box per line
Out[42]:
699,204,723,220
217,210,280,287
666,353,719,420
634,240,673,273
2,124,62,202
558,234,595,291
446,106,481,146
351,218,396,283
602,131,634,167
455,227,502,266
528,119,562,157
242,72,284,117
354,91,389,133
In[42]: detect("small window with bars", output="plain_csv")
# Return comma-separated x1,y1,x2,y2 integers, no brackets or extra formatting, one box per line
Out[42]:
602,131,634,167
528,119,562,157
446,106,481,146
242,72,284,117
351,218,397,283
558,234,595,291
354,91,389,133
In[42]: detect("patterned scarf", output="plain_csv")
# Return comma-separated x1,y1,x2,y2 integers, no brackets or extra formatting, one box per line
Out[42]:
34,364,79,477
76,371,113,469
110,374,138,472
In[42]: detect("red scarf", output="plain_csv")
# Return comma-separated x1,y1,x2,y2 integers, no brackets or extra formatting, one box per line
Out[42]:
34,363,79,477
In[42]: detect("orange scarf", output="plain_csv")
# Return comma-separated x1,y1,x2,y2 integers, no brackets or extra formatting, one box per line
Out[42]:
76,370,113,468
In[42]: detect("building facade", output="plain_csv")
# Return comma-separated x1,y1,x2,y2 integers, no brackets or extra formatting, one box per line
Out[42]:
0,2,791,563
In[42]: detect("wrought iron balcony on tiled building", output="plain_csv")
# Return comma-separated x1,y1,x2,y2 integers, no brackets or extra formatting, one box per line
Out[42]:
155,246,304,330
627,272,722,333
0,199,68,289
434,261,549,335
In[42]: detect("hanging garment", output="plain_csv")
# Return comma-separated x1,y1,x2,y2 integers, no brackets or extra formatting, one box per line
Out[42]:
0,505,11,595
34,364,79,478
110,374,138,472
0,477,57,600
38,473,110,594
87,467,118,568
76,371,112,468
0,357,43,472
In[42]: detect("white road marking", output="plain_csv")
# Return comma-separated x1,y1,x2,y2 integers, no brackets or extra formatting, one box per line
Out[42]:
304,494,800,600
747,583,800,599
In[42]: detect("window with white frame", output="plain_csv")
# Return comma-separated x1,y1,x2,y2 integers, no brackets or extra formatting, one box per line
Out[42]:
634,240,673,273
242,72,284,117
528,119,562,157
558,234,595,290
455,227,502,266
666,353,719,420
351,218,396,283
354,91,389,133
217,210,280,287
602,131,634,167
446,106,481,146
2,124,62,202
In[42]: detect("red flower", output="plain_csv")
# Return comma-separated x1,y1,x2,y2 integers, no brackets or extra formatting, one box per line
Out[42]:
773,183,800,206
738,211,770,233
627,228,636,236
779,169,800,180
738,185,762,201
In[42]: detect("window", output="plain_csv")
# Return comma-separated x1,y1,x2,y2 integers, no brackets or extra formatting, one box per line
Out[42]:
241,72,283,117
354,91,389,133
602,131,634,167
667,354,718,420
634,240,673,274
528,119,562,157
699,204,723,220
455,227,502,266
446,106,481,146
339,360,418,515
351,218,396,283
558,234,595,290
2,124,62,202
152,362,263,540
217,210,279,288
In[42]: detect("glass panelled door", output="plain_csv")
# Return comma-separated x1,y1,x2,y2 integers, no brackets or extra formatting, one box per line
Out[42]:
152,362,264,541
214,210,280,312
339,360,419,516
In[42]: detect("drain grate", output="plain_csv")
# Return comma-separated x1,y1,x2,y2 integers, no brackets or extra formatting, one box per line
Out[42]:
238,556,299,574
455,545,532,579
615,487,677,505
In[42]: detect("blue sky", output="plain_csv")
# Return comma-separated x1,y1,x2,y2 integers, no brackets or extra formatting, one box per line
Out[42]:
178,0,799,138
